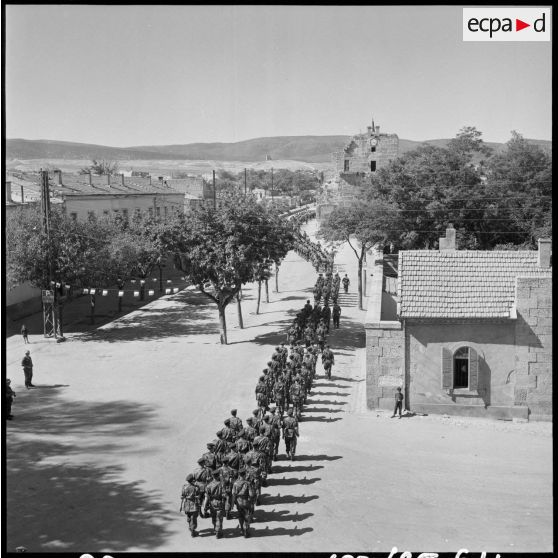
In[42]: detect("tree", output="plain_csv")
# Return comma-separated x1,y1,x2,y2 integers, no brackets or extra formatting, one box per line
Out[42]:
173,193,294,344
318,200,398,310
80,159,119,175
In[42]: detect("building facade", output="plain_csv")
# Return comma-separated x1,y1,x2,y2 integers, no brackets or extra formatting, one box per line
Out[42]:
365,227,552,421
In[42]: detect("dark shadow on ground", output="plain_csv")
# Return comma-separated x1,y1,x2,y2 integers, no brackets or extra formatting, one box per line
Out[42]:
259,494,319,505
250,526,314,537
271,464,324,474
253,509,314,523
294,454,343,462
305,399,347,406
301,416,343,423
312,383,350,389
266,477,321,486
29,384,70,389
302,407,344,414
311,391,349,397
327,317,365,351
74,290,219,343
5,390,172,552
333,376,364,383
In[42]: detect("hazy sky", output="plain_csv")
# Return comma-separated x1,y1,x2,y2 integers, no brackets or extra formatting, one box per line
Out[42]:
5,5,552,146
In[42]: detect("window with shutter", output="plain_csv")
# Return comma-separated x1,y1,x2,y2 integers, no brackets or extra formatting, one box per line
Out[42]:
468,347,479,391
441,347,453,389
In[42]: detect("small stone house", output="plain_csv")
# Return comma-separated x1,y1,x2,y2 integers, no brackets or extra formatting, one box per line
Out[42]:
365,227,552,421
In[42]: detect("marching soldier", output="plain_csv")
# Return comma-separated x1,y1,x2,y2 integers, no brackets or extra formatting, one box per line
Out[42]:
244,417,257,446
203,471,227,538
220,419,235,443
269,406,282,460
217,455,235,520
282,408,299,461
181,473,202,537
322,344,335,380
201,442,218,470
332,302,341,329
232,469,256,538
228,409,243,435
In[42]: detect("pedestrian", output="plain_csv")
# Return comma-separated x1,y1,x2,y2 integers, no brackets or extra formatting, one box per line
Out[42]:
232,468,256,538
6,379,16,420
21,350,34,389
203,471,227,538
391,387,404,419
342,274,350,293
282,408,299,461
21,324,29,344
332,302,341,329
180,473,201,537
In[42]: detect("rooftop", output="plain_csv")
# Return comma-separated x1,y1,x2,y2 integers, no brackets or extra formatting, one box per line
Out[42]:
398,249,552,319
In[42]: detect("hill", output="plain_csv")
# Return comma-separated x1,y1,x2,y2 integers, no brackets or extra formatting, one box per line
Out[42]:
5,136,551,164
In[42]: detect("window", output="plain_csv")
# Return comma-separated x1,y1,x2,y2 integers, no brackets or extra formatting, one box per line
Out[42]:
370,161,377,172
370,146,376,153
164,206,168,218
70,212,77,221
344,160,350,172
156,206,161,218
441,346,479,391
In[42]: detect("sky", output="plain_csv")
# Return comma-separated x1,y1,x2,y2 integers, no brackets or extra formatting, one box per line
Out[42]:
5,5,552,146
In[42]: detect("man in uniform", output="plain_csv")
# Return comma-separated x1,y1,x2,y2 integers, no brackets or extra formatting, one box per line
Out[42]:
322,345,335,380
217,455,235,520
228,409,243,435
219,419,235,443
332,302,341,329
289,377,303,420
181,473,202,537
282,408,299,461
342,274,350,293
203,471,227,538
322,303,332,333
244,417,257,446
201,442,218,470
21,350,34,389
232,468,256,538
253,427,272,476
391,386,404,419
6,379,15,420
269,406,282,460
193,458,213,507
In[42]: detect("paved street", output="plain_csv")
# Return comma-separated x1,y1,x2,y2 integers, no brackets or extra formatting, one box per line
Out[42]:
4,221,552,553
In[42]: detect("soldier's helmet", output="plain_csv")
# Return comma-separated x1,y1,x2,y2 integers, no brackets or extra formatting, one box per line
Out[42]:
186,473,194,482
267,361,272,366
253,409,259,416
231,409,237,416
260,375,265,381
246,416,253,424
197,458,205,465
224,418,231,426
216,430,223,438
287,409,293,416
207,442,215,448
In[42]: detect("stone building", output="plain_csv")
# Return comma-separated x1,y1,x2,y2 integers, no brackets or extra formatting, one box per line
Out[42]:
365,226,552,421
317,119,399,222
332,120,399,175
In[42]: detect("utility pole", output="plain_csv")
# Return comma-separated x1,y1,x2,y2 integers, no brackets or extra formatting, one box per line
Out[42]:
244,168,247,197
271,167,274,202
40,170,56,338
213,170,216,210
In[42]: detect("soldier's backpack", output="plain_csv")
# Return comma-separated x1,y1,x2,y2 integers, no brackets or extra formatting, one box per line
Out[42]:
236,480,252,499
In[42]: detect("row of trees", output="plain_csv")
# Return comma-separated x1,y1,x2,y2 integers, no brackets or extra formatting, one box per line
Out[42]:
319,128,552,309
6,193,297,344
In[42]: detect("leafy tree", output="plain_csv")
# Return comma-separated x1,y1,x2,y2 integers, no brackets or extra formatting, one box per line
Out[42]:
173,193,294,344
318,200,398,310
80,159,119,175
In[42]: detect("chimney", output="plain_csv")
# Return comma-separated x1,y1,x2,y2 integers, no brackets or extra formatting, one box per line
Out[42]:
121,173,125,186
88,171,92,186
439,224,456,251
5,181,13,203
538,238,551,268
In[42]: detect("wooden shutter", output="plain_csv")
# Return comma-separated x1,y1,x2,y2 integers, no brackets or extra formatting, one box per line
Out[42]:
468,347,479,391
441,347,453,389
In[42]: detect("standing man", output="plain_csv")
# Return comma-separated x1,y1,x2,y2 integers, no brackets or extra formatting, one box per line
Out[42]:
21,324,29,344
391,387,404,419
332,302,341,329
342,274,350,293
180,473,201,537
21,350,34,389
6,379,16,420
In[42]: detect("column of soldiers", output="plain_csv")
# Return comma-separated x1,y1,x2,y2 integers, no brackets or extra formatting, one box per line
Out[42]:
180,279,335,540
293,230,335,273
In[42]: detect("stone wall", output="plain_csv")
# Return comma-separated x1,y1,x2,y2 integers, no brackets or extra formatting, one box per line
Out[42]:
333,132,399,175
514,276,552,420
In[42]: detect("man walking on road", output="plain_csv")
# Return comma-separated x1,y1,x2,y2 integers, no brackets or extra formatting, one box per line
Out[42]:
6,379,16,420
180,473,201,537
332,302,341,329
342,274,350,293
21,324,29,344
21,351,34,389
391,387,404,418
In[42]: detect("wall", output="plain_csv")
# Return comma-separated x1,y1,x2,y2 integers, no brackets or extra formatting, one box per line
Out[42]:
63,192,185,221
513,276,552,420
333,132,399,175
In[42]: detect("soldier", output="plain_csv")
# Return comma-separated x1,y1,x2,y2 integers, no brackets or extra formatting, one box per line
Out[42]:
193,458,213,505
255,375,268,417
217,455,235,520
21,350,34,389
279,342,288,366
224,442,242,474
391,387,404,419
269,406,282,460
235,429,250,454
342,274,350,293
289,377,303,420
244,457,262,508
322,304,332,333
213,431,228,466
303,299,313,317
322,345,335,380
252,408,263,434
282,408,299,461
332,302,341,329
6,379,15,420
244,417,257,446
203,471,227,538
260,414,272,438
272,378,286,417
181,473,202,537
201,442,218,470
221,419,236,443
228,409,243,435
232,468,256,538
253,427,272,476
316,324,326,352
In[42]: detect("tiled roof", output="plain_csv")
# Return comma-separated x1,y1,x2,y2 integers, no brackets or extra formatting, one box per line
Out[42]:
398,250,552,319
